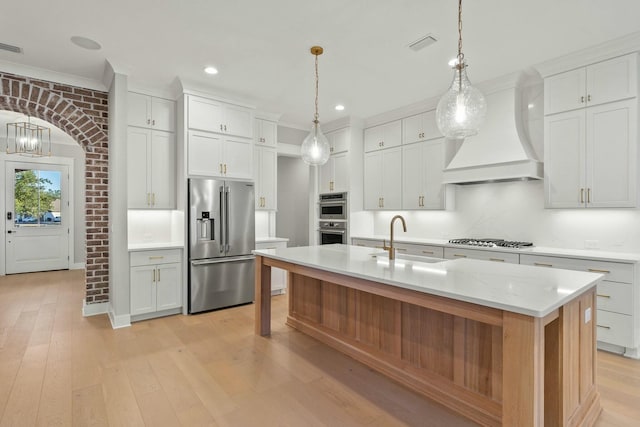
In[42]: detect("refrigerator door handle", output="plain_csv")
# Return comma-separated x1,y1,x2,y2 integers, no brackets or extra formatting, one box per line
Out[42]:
191,255,255,266
219,186,225,254
225,186,230,253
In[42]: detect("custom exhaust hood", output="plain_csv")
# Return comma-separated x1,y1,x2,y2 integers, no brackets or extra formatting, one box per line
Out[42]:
442,74,543,185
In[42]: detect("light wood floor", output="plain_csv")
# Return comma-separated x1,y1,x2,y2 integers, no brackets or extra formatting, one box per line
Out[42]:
0,270,638,426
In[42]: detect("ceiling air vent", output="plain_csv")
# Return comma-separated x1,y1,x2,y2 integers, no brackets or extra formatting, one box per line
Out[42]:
0,43,23,54
408,34,438,52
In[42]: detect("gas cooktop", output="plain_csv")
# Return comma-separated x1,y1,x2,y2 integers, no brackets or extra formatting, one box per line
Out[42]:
448,238,534,249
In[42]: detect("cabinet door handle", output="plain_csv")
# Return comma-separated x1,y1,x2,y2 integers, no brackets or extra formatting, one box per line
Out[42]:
534,262,553,267
381,141,384,147
146,193,150,206
597,325,611,330
580,188,584,203
580,96,585,103
148,256,164,260
588,268,611,274
381,197,384,208
152,119,156,126
220,124,224,131
587,94,591,102
151,193,155,206
224,164,227,175
596,294,611,299
147,119,151,125
356,244,365,247
152,269,156,282
422,250,434,255
224,125,227,132
587,188,591,203
157,269,160,282
220,163,223,174
453,254,467,258
489,258,505,262
396,248,407,252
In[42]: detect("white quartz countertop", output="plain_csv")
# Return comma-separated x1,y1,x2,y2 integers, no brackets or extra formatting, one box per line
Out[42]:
128,242,184,251
351,235,640,263
254,244,603,318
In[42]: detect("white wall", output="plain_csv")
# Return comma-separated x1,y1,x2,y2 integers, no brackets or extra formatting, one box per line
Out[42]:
277,156,309,247
371,180,640,253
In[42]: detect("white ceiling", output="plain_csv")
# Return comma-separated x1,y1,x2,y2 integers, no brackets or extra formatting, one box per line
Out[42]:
2,0,640,129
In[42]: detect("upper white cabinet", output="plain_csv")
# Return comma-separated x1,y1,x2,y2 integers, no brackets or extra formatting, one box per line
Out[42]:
127,127,176,209
187,130,253,179
128,92,176,132
327,128,349,154
364,120,402,152
544,54,638,115
364,147,402,210
254,146,277,210
255,119,277,147
544,54,638,208
319,152,348,193
402,110,441,145
402,138,449,210
187,95,253,139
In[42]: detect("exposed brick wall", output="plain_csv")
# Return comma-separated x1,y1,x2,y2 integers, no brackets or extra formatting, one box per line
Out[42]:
0,72,109,304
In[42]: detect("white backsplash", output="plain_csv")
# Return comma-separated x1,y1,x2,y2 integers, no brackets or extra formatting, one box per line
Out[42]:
371,180,640,253
128,210,184,244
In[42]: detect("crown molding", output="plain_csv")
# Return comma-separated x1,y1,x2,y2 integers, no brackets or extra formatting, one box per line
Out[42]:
0,59,107,91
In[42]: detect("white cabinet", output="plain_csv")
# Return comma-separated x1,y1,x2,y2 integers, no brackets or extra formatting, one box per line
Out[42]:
544,54,637,115
364,147,402,210
326,128,349,154
520,254,636,352
402,110,441,145
402,138,448,210
255,240,288,294
544,98,637,208
187,96,253,139
364,120,402,152
130,249,182,319
188,130,253,179
128,92,176,132
254,146,277,210
127,127,175,209
319,152,348,193
444,247,520,264
255,119,277,147
351,238,384,249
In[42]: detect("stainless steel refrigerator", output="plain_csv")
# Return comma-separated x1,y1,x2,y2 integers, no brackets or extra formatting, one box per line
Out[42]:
188,178,255,313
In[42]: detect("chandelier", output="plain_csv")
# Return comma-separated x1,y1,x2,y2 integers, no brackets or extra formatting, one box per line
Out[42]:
300,46,331,166
436,0,486,139
6,116,52,157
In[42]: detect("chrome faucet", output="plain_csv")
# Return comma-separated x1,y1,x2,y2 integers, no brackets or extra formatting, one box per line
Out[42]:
383,215,407,260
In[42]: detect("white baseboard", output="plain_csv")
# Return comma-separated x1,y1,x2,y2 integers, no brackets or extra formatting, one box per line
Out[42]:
108,307,131,329
70,262,86,270
82,299,108,317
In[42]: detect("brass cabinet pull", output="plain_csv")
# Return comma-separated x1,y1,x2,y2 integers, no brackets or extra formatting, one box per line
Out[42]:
224,125,227,132
147,193,151,206
356,244,365,247
330,146,334,153
224,164,227,174
151,193,155,206
147,119,151,125
152,119,156,126
534,262,553,267
220,124,224,131
152,269,156,282
587,188,591,203
489,258,505,262
588,268,611,274
148,256,164,260
596,294,611,299
453,254,467,258
374,246,384,249
157,269,160,282
597,325,611,330
422,250,434,255
580,188,584,203
587,94,591,102
396,248,407,252
580,96,585,103
220,163,223,174
381,197,384,208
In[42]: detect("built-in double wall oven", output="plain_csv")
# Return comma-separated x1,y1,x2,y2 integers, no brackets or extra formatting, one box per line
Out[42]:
318,192,347,245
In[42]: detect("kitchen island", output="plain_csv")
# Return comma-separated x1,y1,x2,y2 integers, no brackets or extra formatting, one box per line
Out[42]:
254,244,603,426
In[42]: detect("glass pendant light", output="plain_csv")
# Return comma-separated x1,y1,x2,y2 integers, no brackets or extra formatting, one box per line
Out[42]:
301,46,331,166
436,0,486,139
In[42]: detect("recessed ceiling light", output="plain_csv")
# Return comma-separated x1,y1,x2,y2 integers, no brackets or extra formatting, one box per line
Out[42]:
335,104,345,111
70,36,101,50
204,66,218,75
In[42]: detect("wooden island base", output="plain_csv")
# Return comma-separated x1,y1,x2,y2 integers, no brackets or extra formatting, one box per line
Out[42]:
255,255,602,427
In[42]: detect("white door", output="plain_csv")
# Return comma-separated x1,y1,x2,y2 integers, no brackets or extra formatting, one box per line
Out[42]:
5,161,70,274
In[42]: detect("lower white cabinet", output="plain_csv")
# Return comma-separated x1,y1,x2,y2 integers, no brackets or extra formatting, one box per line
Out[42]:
130,249,182,319
520,254,636,353
255,240,288,294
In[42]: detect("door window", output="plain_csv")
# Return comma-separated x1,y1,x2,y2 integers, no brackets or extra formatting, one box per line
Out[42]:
13,168,62,227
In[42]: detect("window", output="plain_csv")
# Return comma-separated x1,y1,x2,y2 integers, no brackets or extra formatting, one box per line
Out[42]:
13,169,62,226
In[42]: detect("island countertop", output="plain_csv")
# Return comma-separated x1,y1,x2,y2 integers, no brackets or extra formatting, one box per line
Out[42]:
254,244,603,318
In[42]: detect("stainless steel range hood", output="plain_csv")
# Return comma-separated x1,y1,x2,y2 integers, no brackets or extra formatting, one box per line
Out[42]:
442,74,543,185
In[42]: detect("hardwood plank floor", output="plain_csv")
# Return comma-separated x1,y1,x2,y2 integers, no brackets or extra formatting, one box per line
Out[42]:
0,270,638,426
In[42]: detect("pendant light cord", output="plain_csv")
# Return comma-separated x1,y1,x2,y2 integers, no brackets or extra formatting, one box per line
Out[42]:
314,53,319,123
457,0,464,92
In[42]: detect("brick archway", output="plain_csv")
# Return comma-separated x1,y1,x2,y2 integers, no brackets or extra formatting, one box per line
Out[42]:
0,72,109,304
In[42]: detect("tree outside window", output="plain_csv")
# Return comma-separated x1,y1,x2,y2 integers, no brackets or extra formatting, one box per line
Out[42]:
14,169,61,225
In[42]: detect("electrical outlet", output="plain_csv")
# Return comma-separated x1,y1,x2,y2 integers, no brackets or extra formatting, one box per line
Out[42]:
584,307,592,324
585,240,599,249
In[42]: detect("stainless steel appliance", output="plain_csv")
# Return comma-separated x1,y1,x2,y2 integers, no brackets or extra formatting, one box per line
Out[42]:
188,178,255,313
319,220,347,245
448,238,533,249
319,192,347,220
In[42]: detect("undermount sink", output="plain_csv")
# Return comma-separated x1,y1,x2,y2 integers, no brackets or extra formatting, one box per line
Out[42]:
370,252,445,264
